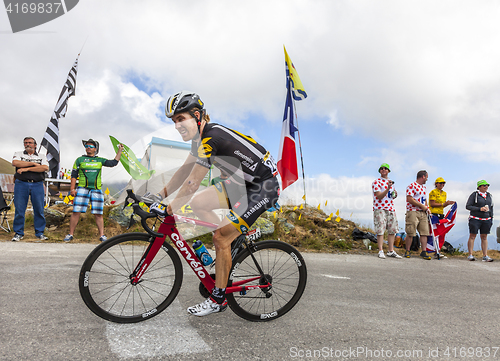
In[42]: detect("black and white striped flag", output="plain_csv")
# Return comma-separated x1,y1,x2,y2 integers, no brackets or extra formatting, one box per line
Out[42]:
40,55,79,179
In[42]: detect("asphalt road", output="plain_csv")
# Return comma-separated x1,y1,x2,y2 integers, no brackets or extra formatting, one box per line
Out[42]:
1,240,500,361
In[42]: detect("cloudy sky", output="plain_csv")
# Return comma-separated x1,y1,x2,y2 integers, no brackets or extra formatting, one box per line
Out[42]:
2,0,500,250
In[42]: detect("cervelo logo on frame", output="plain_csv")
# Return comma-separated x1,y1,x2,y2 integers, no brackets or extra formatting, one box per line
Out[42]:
4,0,79,33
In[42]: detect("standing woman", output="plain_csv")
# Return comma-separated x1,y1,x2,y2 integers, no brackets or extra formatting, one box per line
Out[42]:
429,177,455,219
465,180,494,262
429,177,455,257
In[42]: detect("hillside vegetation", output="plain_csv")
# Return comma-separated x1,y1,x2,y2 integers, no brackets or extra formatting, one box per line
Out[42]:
3,202,499,260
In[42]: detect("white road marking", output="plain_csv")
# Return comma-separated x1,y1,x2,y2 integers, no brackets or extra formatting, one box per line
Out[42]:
106,299,211,359
321,274,350,279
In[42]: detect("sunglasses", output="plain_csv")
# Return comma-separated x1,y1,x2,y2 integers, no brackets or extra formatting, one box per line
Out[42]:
85,145,96,149
436,182,445,185
380,167,389,171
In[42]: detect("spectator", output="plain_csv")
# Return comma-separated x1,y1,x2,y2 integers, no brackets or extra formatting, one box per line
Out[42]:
11,137,49,241
429,177,456,258
429,177,455,219
404,170,431,260
465,180,494,262
372,163,401,259
210,169,229,186
63,139,123,242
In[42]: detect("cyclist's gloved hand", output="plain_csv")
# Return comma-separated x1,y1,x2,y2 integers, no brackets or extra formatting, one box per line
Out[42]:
142,192,163,204
149,202,168,217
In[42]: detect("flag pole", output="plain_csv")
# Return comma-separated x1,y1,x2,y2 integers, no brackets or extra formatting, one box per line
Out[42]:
292,100,307,206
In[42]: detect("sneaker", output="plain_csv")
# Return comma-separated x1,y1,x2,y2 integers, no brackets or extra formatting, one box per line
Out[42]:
467,254,476,261
387,251,402,259
378,250,386,259
404,250,411,258
187,297,228,317
99,235,108,242
37,234,48,241
482,256,494,262
419,251,431,260
11,234,23,242
63,234,73,242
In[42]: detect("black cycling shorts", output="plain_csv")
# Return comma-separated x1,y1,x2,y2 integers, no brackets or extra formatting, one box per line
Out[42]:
213,176,280,234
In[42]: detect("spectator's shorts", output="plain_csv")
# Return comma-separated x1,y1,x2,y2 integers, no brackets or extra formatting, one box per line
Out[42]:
373,209,398,235
405,210,430,237
73,187,104,215
468,218,492,235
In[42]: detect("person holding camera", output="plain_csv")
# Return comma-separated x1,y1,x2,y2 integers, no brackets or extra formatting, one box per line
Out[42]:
372,163,401,259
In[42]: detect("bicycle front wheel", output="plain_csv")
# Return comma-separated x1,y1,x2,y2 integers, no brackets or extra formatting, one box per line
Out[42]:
79,233,183,323
226,240,307,321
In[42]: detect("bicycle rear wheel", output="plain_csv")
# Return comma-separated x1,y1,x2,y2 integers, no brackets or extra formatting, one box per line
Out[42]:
226,240,307,321
79,233,183,323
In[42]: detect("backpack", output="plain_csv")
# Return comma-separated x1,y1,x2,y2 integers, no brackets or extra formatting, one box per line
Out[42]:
441,241,455,254
410,235,420,252
352,228,377,243
394,232,406,248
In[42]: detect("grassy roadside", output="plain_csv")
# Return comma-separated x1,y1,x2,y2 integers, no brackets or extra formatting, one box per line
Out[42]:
2,203,499,261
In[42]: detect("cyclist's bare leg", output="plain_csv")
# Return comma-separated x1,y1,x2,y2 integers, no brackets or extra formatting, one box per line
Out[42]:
213,221,240,289
190,186,227,225
186,220,239,316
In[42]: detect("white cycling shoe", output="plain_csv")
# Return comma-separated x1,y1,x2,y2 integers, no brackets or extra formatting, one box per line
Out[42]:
187,297,228,317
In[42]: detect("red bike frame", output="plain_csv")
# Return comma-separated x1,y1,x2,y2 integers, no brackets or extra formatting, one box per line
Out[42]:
130,214,268,295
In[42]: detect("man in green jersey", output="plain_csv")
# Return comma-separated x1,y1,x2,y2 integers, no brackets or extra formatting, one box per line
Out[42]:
64,139,123,242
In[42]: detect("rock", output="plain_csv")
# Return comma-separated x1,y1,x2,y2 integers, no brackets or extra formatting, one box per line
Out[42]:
277,218,295,233
249,217,274,235
108,205,137,227
287,212,297,222
44,208,65,227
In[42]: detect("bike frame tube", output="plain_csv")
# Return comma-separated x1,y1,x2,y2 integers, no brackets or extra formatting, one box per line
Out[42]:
131,214,271,293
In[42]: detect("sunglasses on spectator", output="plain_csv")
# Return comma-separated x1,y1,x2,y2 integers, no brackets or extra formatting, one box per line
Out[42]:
85,145,96,149
380,167,389,170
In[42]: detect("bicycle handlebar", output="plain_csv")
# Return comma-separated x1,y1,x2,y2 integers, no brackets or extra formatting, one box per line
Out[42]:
125,189,165,238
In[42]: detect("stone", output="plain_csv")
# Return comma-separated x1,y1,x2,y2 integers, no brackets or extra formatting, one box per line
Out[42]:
277,218,295,233
249,217,274,235
108,205,137,227
44,207,65,227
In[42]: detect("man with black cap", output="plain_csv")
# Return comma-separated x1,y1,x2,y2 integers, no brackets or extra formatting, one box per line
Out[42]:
64,139,123,242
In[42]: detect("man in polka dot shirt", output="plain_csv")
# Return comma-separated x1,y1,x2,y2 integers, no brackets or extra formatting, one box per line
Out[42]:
404,170,432,260
372,163,401,259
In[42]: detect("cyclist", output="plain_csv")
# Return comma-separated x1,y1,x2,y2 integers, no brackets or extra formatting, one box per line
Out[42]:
151,91,280,316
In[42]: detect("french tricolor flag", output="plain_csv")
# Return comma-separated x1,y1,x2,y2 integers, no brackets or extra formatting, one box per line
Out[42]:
277,85,298,190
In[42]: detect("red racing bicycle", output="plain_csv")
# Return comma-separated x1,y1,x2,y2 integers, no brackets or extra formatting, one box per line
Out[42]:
79,190,307,323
